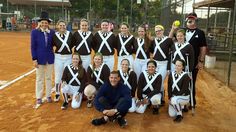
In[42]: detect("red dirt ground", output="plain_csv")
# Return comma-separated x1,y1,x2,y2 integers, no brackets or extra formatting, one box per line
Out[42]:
0,32,235,132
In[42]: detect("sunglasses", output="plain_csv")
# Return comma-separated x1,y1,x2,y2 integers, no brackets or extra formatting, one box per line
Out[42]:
187,20,193,24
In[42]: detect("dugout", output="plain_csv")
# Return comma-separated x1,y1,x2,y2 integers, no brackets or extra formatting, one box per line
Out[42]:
5,0,71,30
193,0,236,89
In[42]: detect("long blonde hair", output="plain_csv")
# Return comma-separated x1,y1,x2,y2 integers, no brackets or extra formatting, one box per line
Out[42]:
91,52,103,78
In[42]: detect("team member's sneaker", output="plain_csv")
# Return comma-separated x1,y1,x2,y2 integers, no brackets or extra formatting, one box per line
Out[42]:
61,102,68,110
54,94,60,102
47,97,52,103
68,95,72,102
34,99,42,109
91,117,107,126
87,100,93,108
174,115,183,123
37,99,42,104
117,117,127,128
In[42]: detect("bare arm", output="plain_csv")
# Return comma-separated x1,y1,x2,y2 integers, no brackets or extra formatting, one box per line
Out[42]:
168,22,179,38
196,46,207,70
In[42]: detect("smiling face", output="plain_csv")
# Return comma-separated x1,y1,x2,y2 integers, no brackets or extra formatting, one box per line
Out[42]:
120,24,129,35
109,73,120,87
101,21,109,32
80,20,89,32
176,31,185,44
147,62,156,75
72,54,80,67
57,21,66,33
40,20,49,30
138,27,145,38
155,27,164,38
93,55,103,67
175,60,184,73
121,59,129,73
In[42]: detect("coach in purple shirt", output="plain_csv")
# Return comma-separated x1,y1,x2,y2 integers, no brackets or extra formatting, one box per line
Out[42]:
31,11,55,107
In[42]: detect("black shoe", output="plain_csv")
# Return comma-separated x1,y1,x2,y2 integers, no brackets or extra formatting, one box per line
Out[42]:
183,105,189,112
54,94,60,102
68,95,72,102
174,115,183,122
153,107,159,115
117,117,127,128
61,102,68,110
91,117,107,126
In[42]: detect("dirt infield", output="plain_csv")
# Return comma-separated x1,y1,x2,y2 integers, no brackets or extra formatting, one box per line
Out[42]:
0,32,236,131
0,32,33,81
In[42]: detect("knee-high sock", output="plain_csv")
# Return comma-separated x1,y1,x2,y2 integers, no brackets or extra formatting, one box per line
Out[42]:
62,93,68,103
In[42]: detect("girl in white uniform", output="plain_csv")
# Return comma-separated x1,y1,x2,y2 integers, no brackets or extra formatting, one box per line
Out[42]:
136,60,162,114
133,25,151,79
169,29,194,72
72,18,93,71
92,20,116,70
53,20,73,102
115,23,135,70
61,53,87,110
84,52,110,108
118,59,137,112
150,25,173,104
168,59,190,122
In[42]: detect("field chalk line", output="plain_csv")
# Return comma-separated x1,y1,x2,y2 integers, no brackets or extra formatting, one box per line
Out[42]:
0,69,36,90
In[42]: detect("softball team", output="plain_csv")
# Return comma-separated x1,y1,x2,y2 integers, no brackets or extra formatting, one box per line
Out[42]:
31,13,200,125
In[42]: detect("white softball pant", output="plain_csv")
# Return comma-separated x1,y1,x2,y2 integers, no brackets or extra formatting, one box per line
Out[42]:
61,84,82,109
54,53,72,84
168,95,190,117
135,93,162,114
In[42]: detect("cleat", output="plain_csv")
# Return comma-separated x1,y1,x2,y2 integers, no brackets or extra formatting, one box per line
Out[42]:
174,115,183,123
47,97,52,103
61,102,68,110
54,94,60,102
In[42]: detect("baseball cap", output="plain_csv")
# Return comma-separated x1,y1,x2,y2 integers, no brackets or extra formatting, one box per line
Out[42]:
186,12,197,20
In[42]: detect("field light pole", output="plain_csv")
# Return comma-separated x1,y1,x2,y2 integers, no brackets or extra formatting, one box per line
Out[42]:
90,0,92,12
117,0,120,25
62,0,64,19
34,0,37,17
227,0,236,86
181,0,185,27
7,0,9,13
89,0,91,20
130,0,133,25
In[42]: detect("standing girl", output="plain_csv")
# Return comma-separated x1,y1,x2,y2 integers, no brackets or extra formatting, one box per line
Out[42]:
115,22,135,70
92,19,116,70
72,18,93,71
133,25,151,79
53,19,73,102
